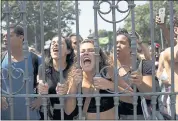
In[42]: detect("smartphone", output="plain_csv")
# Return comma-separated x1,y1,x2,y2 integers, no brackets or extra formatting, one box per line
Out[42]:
159,8,166,23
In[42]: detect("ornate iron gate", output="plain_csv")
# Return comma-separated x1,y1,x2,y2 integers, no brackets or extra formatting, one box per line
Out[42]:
1,0,177,120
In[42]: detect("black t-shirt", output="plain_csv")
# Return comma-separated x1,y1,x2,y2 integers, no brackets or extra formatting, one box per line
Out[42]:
142,60,153,75
45,65,76,120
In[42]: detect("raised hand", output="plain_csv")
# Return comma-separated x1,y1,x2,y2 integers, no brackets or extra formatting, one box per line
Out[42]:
155,15,165,25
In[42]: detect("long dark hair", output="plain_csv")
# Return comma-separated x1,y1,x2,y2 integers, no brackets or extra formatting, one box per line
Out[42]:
44,36,74,78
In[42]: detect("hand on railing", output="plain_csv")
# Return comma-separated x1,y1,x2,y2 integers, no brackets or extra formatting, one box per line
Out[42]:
99,65,133,93
37,65,48,95
56,82,69,95
1,97,8,110
130,60,143,87
73,68,83,87
38,80,49,95
93,76,113,90
129,71,143,87
117,60,143,88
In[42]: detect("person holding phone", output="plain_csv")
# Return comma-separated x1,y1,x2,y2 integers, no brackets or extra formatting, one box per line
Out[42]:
155,9,178,46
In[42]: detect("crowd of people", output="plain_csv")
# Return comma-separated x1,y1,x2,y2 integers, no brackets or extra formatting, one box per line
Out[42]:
1,12,178,120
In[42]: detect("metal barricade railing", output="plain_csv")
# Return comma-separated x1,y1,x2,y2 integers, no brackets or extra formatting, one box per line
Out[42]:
1,0,177,120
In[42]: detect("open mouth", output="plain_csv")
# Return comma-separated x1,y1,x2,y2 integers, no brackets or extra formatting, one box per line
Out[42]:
83,57,91,65
4,42,7,46
117,50,120,55
53,48,58,52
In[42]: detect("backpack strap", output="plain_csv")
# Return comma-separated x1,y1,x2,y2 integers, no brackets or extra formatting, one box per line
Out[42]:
31,52,39,93
31,52,47,119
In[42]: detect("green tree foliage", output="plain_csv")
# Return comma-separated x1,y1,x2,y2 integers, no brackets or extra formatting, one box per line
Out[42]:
98,29,108,38
2,1,79,51
124,1,178,45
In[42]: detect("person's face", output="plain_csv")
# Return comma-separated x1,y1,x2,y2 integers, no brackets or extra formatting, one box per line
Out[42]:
116,34,131,59
3,29,23,49
71,36,77,50
50,37,70,60
80,42,95,72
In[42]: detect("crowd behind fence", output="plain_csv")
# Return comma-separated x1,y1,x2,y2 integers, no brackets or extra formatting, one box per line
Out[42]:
1,1,178,120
